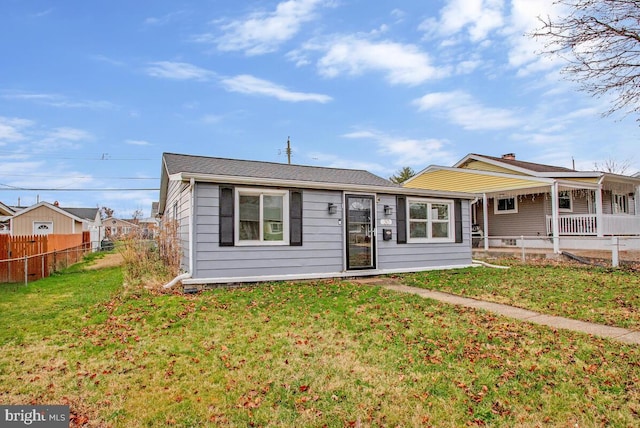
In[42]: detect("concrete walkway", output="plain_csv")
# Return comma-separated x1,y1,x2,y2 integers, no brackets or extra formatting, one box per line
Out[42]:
356,279,640,345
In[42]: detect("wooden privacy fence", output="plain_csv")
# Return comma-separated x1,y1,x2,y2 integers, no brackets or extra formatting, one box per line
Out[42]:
0,232,91,284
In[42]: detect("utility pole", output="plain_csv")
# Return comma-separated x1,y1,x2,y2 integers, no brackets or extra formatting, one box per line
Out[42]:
285,136,292,165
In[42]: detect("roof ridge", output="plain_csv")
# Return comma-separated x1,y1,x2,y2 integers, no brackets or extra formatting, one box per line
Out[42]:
162,152,379,175
472,154,575,172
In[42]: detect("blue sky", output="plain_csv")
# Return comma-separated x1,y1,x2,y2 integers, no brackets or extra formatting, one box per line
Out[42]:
1,0,639,217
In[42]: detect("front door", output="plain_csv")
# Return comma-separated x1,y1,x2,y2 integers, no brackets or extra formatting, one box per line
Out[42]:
346,195,375,270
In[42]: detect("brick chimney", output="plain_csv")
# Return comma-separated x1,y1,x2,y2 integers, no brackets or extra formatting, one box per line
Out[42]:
501,153,516,160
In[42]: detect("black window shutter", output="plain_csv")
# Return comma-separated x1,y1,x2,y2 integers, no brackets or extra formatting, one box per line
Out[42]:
454,199,463,244
396,196,407,244
219,186,235,246
290,190,303,246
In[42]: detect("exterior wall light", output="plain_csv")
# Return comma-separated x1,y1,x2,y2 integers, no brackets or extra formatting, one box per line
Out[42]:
328,203,338,215
383,205,393,216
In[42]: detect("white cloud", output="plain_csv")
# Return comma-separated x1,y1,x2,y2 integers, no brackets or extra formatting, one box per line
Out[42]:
125,139,152,146
0,117,34,144
307,151,386,173
89,54,126,67
342,128,457,167
420,0,505,43
204,0,329,55
310,35,446,85
143,10,187,27
201,114,223,124
503,0,560,75
2,91,116,109
413,90,522,130
221,74,332,103
47,127,92,142
145,61,215,81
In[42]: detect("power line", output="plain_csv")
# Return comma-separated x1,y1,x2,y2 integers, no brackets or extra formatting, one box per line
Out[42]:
0,151,155,161
0,186,159,191
0,174,159,179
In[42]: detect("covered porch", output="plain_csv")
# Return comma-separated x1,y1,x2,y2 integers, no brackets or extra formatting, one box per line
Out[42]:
476,175,640,253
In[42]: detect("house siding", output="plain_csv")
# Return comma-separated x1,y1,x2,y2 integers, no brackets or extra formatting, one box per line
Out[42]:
478,194,547,237
461,160,521,175
12,205,81,236
376,195,471,269
193,184,343,279
165,179,191,271
543,191,591,216
190,184,472,282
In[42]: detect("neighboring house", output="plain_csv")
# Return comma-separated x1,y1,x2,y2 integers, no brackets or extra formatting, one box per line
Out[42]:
0,202,16,234
10,201,101,238
137,216,159,239
103,217,140,239
158,152,476,287
404,153,640,252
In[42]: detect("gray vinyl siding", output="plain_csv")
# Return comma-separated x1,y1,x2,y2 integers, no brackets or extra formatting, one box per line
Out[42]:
481,194,547,237
189,184,472,282
543,191,591,216
193,184,344,279
376,195,471,269
165,179,191,271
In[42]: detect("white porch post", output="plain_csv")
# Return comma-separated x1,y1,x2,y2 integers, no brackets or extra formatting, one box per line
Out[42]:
483,193,489,251
635,185,640,216
551,182,560,253
596,179,604,237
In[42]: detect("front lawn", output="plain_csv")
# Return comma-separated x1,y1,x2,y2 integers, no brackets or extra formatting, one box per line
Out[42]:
0,263,639,426
402,263,640,330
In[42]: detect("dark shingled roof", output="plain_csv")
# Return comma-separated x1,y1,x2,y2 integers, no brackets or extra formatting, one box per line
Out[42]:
163,152,397,188
62,207,99,220
473,154,575,173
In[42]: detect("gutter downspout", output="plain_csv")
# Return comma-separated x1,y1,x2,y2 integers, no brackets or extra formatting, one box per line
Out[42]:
163,178,195,289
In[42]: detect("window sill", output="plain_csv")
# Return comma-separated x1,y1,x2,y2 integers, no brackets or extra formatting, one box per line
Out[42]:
234,240,289,247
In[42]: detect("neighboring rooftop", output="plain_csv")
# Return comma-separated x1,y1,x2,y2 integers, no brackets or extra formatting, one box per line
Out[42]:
467,153,576,174
61,207,99,221
163,152,396,188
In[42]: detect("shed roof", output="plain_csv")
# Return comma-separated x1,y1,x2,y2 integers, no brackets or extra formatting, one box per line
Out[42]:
163,152,396,187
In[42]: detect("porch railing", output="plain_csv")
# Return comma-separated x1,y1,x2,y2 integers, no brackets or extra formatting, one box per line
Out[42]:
546,214,640,236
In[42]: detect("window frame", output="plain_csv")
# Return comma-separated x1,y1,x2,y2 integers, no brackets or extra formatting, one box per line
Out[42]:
234,187,290,246
33,221,53,235
613,193,629,214
406,198,454,243
494,197,518,214
558,190,573,212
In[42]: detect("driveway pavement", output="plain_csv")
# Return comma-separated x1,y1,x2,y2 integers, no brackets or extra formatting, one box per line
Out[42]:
354,278,640,345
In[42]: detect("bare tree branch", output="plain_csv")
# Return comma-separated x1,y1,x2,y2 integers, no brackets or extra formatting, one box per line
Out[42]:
531,0,640,119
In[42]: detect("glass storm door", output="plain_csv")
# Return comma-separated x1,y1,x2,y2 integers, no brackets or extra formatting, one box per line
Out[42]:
346,195,375,270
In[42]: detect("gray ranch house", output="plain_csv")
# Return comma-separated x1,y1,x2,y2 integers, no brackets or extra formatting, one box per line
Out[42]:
158,152,476,289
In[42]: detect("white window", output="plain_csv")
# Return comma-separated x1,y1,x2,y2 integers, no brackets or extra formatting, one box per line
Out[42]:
613,193,629,214
407,198,453,243
235,188,289,245
494,197,517,214
558,191,573,212
33,221,53,235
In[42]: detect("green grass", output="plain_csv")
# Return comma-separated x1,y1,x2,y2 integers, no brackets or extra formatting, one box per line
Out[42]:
0,263,639,426
402,262,640,330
